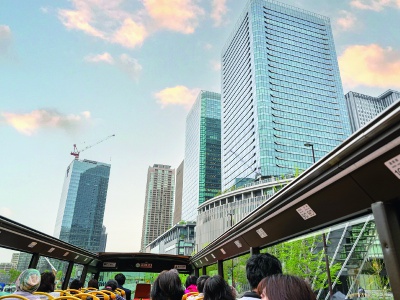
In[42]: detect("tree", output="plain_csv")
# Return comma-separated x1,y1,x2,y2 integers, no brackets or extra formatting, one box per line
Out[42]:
8,269,21,284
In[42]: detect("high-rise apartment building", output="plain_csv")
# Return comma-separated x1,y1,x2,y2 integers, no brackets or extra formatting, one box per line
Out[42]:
345,89,400,132
221,0,351,190
54,159,111,252
173,161,184,224
140,164,175,251
182,91,221,221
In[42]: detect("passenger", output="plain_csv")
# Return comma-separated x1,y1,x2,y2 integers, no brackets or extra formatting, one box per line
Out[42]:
37,272,60,298
11,269,41,300
69,279,83,290
257,274,316,300
184,276,198,294
102,280,124,300
240,253,282,300
190,275,210,300
150,270,184,300
203,275,235,300
115,273,131,300
87,279,99,289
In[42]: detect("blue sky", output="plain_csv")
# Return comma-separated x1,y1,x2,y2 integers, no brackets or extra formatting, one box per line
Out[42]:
1,0,400,261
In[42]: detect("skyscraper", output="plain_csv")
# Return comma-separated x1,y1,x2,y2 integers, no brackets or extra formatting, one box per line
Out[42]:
182,91,221,221
140,164,175,252
221,0,351,190
173,160,184,224
345,89,400,132
54,159,111,252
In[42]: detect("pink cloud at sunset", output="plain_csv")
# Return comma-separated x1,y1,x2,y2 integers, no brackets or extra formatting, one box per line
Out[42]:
59,6,105,38
336,11,357,30
338,44,400,89
142,0,204,34
1,109,91,135
155,85,200,109
112,18,148,48
211,0,228,27
84,52,114,63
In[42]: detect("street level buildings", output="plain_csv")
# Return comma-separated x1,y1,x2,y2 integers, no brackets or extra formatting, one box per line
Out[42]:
140,164,175,252
345,89,400,133
182,91,222,221
221,0,351,190
54,159,111,252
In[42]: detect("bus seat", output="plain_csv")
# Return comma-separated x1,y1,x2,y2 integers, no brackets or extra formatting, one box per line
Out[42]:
33,292,55,300
99,291,115,300
182,292,198,300
87,291,109,300
133,284,150,300
0,295,29,300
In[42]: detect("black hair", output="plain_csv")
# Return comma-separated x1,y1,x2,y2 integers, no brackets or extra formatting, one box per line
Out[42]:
69,279,83,290
104,280,118,291
246,253,282,289
114,273,126,286
196,275,210,293
37,272,55,293
185,275,198,288
88,279,99,289
151,270,184,300
203,275,235,300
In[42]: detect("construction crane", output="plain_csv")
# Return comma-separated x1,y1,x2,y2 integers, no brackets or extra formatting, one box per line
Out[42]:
71,134,115,160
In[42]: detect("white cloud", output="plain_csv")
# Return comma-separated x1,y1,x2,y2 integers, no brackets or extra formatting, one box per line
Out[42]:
118,54,143,80
1,109,91,135
154,85,200,109
350,0,400,11
336,10,357,30
85,52,114,63
210,60,221,71
0,25,12,57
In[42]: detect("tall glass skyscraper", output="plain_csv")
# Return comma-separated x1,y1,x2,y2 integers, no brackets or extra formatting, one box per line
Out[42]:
345,89,400,133
221,0,351,190
182,91,221,221
54,159,111,252
140,164,175,252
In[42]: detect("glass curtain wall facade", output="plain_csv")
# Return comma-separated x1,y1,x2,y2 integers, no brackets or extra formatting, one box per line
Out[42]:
221,0,351,190
140,164,175,252
54,159,111,252
345,89,400,133
182,91,221,221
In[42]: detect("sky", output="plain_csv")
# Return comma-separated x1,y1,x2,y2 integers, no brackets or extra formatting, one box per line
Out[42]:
1,0,400,262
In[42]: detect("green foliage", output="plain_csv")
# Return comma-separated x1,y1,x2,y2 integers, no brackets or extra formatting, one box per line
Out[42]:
8,269,21,283
368,258,391,300
266,235,341,291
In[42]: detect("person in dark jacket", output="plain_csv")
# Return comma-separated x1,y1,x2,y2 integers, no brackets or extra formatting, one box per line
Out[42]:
115,274,131,300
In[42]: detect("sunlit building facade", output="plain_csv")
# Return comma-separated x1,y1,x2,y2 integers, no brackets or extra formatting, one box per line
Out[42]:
221,0,351,190
140,164,175,252
345,89,400,132
54,159,111,252
182,91,221,221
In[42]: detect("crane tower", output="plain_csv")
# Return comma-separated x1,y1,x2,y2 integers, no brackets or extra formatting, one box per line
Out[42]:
70,134,115,160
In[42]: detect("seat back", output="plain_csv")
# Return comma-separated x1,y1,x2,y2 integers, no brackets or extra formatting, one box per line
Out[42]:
182,292,199,300
0,295,30,300
133,284,151,300
33,292,55,300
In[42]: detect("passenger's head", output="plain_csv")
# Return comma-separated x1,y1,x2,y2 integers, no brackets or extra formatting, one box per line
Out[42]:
150,270,184,300
88,279,99,289
69,279,83,290
104,280,118,291
114,273,125,286
203,275,235,300
37,272,55,293
197,275,210,293
246,253,282,290
257,274,316,300
185,275,198,288
16,269,41,293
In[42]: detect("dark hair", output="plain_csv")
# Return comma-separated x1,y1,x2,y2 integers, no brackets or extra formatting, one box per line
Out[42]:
257,275,316,300
196,275,210,293
104,280,118,291
88,279,99,289
114,273,126,286
203,275,235,300
246,253,282,289
185,275,198,288
69,279,83,290
37,272,55,293
151,270,184,300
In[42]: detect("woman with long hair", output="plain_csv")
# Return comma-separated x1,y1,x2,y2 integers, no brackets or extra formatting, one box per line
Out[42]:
150,270,184,300
257,274,316,300
203,276,235,300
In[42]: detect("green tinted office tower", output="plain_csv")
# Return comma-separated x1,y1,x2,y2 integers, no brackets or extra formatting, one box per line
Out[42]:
221,0,351,190
54,159,111,252
182,91,221,221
